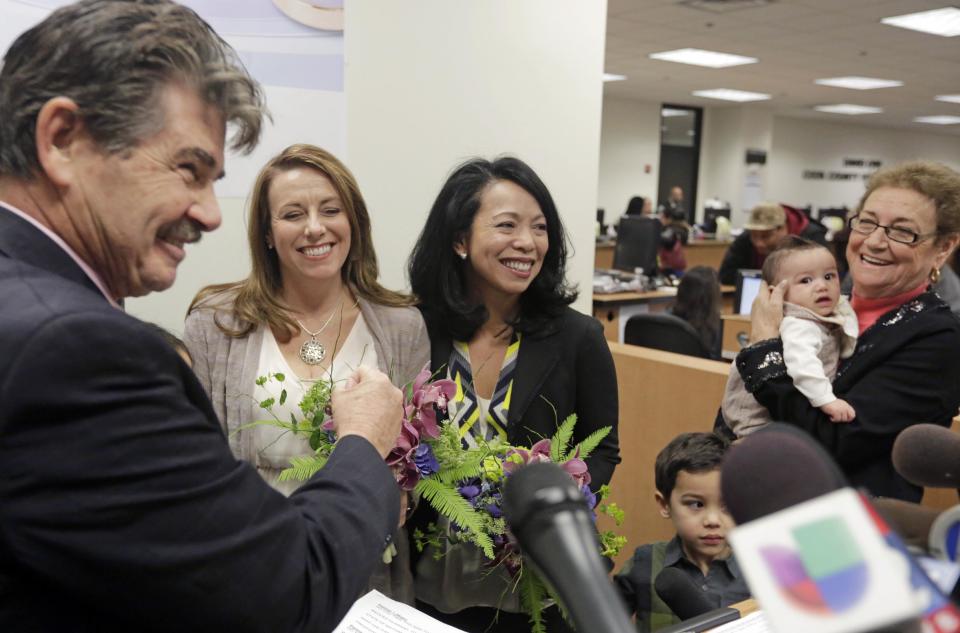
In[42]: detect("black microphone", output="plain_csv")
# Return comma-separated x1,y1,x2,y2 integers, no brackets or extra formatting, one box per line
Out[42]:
654,567,740,632
502,462,634,633
893,424,960,489
654,567,716,620
721,424,846,525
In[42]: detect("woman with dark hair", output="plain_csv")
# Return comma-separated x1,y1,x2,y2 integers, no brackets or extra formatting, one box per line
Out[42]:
671,266,722,359
407,156,620,631
183,144,428,602
624,195,651,217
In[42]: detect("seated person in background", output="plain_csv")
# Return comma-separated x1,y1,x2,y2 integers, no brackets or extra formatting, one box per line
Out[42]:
658,214,689,274
615,433,749,632
657,185,686,221
721,237,858,438
624,195,653,218
670,266,722,359
718,202,828,285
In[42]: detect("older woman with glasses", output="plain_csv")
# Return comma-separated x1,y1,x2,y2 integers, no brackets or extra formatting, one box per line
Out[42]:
722,161,960,502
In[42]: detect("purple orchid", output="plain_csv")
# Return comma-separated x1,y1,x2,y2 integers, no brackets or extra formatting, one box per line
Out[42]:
407,364,456,439
414,443,439,476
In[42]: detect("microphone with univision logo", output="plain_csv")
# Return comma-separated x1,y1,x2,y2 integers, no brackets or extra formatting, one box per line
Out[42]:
722,425,960,633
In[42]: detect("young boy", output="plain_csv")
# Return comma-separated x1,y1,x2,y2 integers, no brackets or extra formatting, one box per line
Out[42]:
721,236,859,437
614,433,749,632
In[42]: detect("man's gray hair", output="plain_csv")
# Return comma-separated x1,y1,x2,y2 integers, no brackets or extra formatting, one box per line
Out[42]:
0,0,266,179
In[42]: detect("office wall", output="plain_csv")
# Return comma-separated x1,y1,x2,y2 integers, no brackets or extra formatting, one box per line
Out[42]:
345,1,607,316
599,102,960,230
124,1,607,332
597,97,661,223
767,116,960,212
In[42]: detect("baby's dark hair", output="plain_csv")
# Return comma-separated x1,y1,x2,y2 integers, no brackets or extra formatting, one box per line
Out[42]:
654,432,730,501
761,235,832,284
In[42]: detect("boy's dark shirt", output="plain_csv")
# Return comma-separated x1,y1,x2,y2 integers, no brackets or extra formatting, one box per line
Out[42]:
614,535,751,632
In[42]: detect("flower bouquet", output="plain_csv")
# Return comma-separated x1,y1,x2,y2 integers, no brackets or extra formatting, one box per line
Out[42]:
254,365,625,633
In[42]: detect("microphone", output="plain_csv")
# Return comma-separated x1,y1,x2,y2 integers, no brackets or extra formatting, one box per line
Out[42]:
654,567,716,620
721,424,846,524
892,424,960,489
654,567,740,632
722,424,960,632
502,462,634,633
871,497,942,550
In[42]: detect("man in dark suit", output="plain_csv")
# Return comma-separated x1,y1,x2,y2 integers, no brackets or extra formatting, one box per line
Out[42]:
0,2,403,631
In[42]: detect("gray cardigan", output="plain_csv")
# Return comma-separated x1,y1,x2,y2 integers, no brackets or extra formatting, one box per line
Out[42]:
183,294,430,461
183,293,429,605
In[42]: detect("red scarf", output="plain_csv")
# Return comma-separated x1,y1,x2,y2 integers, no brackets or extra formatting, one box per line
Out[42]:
850,283,927,335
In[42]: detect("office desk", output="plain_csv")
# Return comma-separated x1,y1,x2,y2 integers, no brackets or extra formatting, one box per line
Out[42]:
594,285,736,343
594,239,731,271
720,313,752,360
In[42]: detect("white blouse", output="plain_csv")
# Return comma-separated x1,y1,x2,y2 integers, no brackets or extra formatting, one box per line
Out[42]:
250,313,378,496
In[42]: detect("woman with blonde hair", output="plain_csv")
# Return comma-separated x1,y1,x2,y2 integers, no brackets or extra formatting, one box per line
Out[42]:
184,144,428,602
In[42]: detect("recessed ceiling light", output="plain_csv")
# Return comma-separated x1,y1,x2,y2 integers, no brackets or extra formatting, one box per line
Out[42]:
649,48,758,68
815,76,903,90
603,73,627,82
661,108,691,117
692,89,771,102
914,115,960,125
881,7,960,37
935,94,960,104
814,104,883,115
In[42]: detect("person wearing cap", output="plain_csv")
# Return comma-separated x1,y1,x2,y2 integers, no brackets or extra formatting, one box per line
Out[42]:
718,201,827,285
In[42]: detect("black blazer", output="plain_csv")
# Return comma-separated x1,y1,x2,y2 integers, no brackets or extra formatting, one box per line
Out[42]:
425,306,621,488
0,207,398,632
726,290,960,502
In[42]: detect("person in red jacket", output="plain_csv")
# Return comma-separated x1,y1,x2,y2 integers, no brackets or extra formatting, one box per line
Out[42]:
718,202,828,284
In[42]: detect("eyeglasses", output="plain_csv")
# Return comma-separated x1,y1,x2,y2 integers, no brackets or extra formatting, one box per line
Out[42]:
848,215,937,245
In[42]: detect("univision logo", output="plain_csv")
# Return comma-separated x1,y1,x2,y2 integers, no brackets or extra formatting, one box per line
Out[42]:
760,516,868,613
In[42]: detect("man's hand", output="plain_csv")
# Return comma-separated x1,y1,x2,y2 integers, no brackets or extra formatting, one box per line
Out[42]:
331,366,403,459
749,279,787,342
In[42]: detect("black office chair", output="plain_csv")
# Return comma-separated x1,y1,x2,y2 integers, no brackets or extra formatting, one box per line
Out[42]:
612,216,660,273
623,313,712,359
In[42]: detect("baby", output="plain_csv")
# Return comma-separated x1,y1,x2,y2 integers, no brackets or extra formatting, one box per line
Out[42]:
722,236,858,437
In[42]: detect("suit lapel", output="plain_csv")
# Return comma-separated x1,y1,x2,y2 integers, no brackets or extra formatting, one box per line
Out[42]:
508,330,561,425
0,205,104,299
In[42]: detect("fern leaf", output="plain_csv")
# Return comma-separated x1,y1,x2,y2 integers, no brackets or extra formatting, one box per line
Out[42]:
550,413,577,462
567,426,611,461
518,569,547,633
415,478,495,558
277,455,327,482
434,453,485,484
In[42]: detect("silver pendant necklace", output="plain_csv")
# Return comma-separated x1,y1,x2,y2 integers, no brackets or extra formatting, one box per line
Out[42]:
295,299,343,366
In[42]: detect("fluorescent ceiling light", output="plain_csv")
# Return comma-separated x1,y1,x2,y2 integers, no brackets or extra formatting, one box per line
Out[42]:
649,48,758,68
692,88,771,102
935,94,960,104
603,73,627,82
814,104,883,115
661,108,691,117
815,76,903,90
914,115,960,125
881,7,960,37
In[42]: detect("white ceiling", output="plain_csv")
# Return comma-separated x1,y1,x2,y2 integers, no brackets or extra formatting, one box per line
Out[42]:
604,0,960,136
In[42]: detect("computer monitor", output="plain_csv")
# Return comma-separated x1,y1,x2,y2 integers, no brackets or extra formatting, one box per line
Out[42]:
734,269,763,315
612,216,660,275
818,207,848,223
701,205,731,234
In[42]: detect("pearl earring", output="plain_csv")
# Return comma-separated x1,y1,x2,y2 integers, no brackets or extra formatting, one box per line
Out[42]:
458,251,467,260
